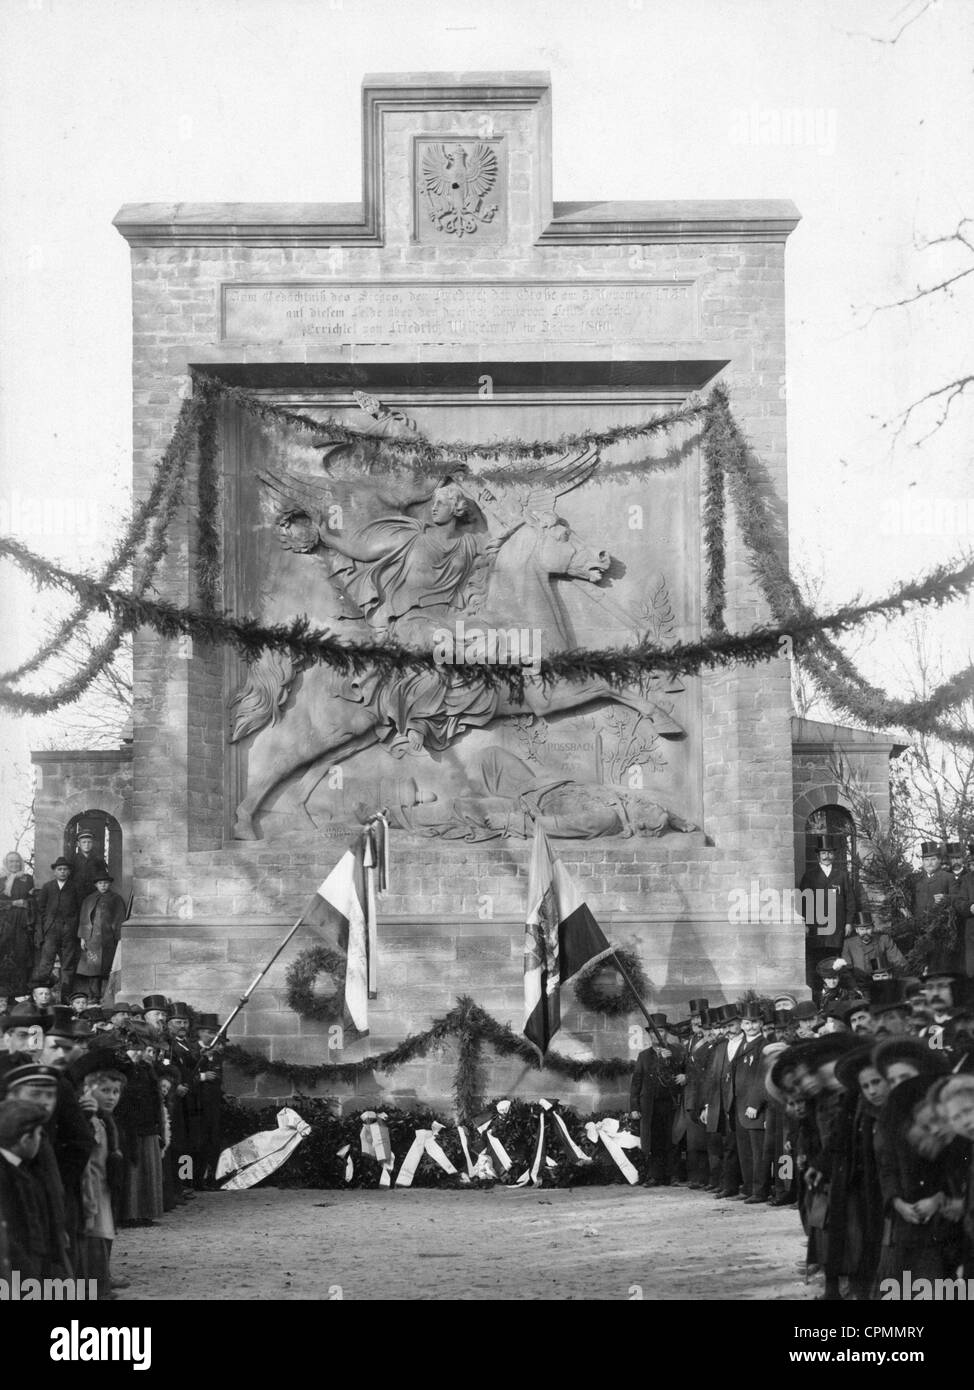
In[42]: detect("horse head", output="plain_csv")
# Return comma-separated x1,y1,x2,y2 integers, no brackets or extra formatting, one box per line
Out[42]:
484,511,610,647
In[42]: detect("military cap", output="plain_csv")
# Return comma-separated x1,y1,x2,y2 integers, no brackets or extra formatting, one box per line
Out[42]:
2,1062,61,1092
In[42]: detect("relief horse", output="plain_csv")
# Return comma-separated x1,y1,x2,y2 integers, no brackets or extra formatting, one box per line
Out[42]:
230,510,684,839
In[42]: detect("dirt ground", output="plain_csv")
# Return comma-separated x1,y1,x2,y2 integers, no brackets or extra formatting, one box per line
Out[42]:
112,1186,816,1301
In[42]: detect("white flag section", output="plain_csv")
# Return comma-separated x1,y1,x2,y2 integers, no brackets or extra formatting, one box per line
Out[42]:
312,845,370,1031
215,1108,311,1191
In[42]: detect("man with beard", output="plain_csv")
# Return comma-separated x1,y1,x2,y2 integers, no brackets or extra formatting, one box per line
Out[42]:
702,1003,745,1200
162,1003,200,1194
841,917,907,981
946,842,974,978
918,962,965,1051
678,998,714,1190
629,1013,685,1188
734,1003,770,1203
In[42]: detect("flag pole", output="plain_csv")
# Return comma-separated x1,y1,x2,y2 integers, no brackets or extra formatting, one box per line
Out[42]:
608,950,666,1048
202,909,310,1052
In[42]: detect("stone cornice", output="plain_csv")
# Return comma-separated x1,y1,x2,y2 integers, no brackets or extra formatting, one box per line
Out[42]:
113,198,800,248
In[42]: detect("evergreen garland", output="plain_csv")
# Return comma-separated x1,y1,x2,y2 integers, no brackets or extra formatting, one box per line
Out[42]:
220,995,636,1089
194,383,222,612
3,531,972,718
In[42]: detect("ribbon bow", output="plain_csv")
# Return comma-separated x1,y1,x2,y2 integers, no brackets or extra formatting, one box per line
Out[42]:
584,1117,642,1185
359,1110,394,1186
515,1099,591,1188
457,1099,514,1180
395,1121,460,1188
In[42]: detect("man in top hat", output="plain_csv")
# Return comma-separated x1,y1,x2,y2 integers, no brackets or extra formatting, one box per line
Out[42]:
701,1002,746,1199
629,1013,685,1188
164,1003,202,1191
733,1002,771,1202
946,841,974,978
679,998,714,1190
69,827,109,903
194,1012,224,1188
32,856,84,1002
76,871,126,1003
910,841,952,952
799,835,860,991
142,995,170,1037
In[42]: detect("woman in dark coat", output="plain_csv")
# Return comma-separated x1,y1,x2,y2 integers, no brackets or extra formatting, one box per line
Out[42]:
76,875,126,1002
113,1041,164,1223
872,1067,952,1293
835,1047,890,1300
0,851,35,999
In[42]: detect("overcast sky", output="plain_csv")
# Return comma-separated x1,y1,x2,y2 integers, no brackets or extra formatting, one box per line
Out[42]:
1,0,972,853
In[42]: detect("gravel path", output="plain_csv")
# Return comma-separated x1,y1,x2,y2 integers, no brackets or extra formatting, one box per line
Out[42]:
112,1187,815,1301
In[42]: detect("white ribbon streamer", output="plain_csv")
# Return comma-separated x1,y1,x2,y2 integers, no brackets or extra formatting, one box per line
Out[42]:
215,1107,311,1191
584,1117,642,1185
395,1121,459,1188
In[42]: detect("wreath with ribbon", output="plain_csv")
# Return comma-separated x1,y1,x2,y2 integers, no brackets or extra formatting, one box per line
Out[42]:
284,944,347,1023
573,948,649,1018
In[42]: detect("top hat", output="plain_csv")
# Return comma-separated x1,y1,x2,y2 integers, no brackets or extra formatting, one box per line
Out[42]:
648,1012,668,1028
169,1002,192,1021
921,959,964,983
1,1062,61,1092
869,977,911,1012
0,1004,45,1031
195,1013,220,1032
919,841,944,858
741,1001,765,1023
50,856,72,870
718,1002,742,1022
142,995,170,1014
687,998,709,1017
945,842,964,857
46,1005,87,1039
813,835,836,854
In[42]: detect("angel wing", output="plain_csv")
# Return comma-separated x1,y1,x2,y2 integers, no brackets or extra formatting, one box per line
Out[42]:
421,144,454,199
461,143,498,200
519,448,600,511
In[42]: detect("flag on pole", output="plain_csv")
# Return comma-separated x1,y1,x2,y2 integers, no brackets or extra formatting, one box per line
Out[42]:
302,832,376,1033
523,824,615,1056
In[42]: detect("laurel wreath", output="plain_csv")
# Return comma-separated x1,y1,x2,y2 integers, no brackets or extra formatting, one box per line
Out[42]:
573,948,649,1017
284,944,348,1023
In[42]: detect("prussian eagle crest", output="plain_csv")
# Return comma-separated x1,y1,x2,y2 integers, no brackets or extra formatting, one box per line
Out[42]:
420,141,499,237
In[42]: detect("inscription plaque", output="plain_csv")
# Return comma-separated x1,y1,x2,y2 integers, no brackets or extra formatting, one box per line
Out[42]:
221,280,698,345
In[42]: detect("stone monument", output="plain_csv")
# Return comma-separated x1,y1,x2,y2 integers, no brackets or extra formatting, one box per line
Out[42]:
51,73,807,1107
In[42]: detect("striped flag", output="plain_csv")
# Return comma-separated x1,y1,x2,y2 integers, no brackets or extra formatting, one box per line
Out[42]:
303,832,378,1033
523,824,615,1056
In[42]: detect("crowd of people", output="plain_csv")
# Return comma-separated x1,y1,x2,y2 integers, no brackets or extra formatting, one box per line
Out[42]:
630,890,974,1298
0,992,224,1298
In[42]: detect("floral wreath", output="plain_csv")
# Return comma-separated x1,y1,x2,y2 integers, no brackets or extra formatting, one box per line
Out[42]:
285,944,348,1023
573,948,649,1018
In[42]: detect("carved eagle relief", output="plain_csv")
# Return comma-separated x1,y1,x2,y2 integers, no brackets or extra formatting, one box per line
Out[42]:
420,141,499,237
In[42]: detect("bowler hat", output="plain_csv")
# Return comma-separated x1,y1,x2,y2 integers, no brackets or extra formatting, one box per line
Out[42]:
687,998,709,1017
50,856,72,870
0,1005,45,1032
108,1002,131,1016
93,872,114,884
1,1062,61,1092
81,1006,107,1024
793,1001,818,1021
142,995,169,1013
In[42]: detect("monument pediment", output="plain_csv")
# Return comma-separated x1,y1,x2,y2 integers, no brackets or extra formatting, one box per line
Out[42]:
114,72,798,250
